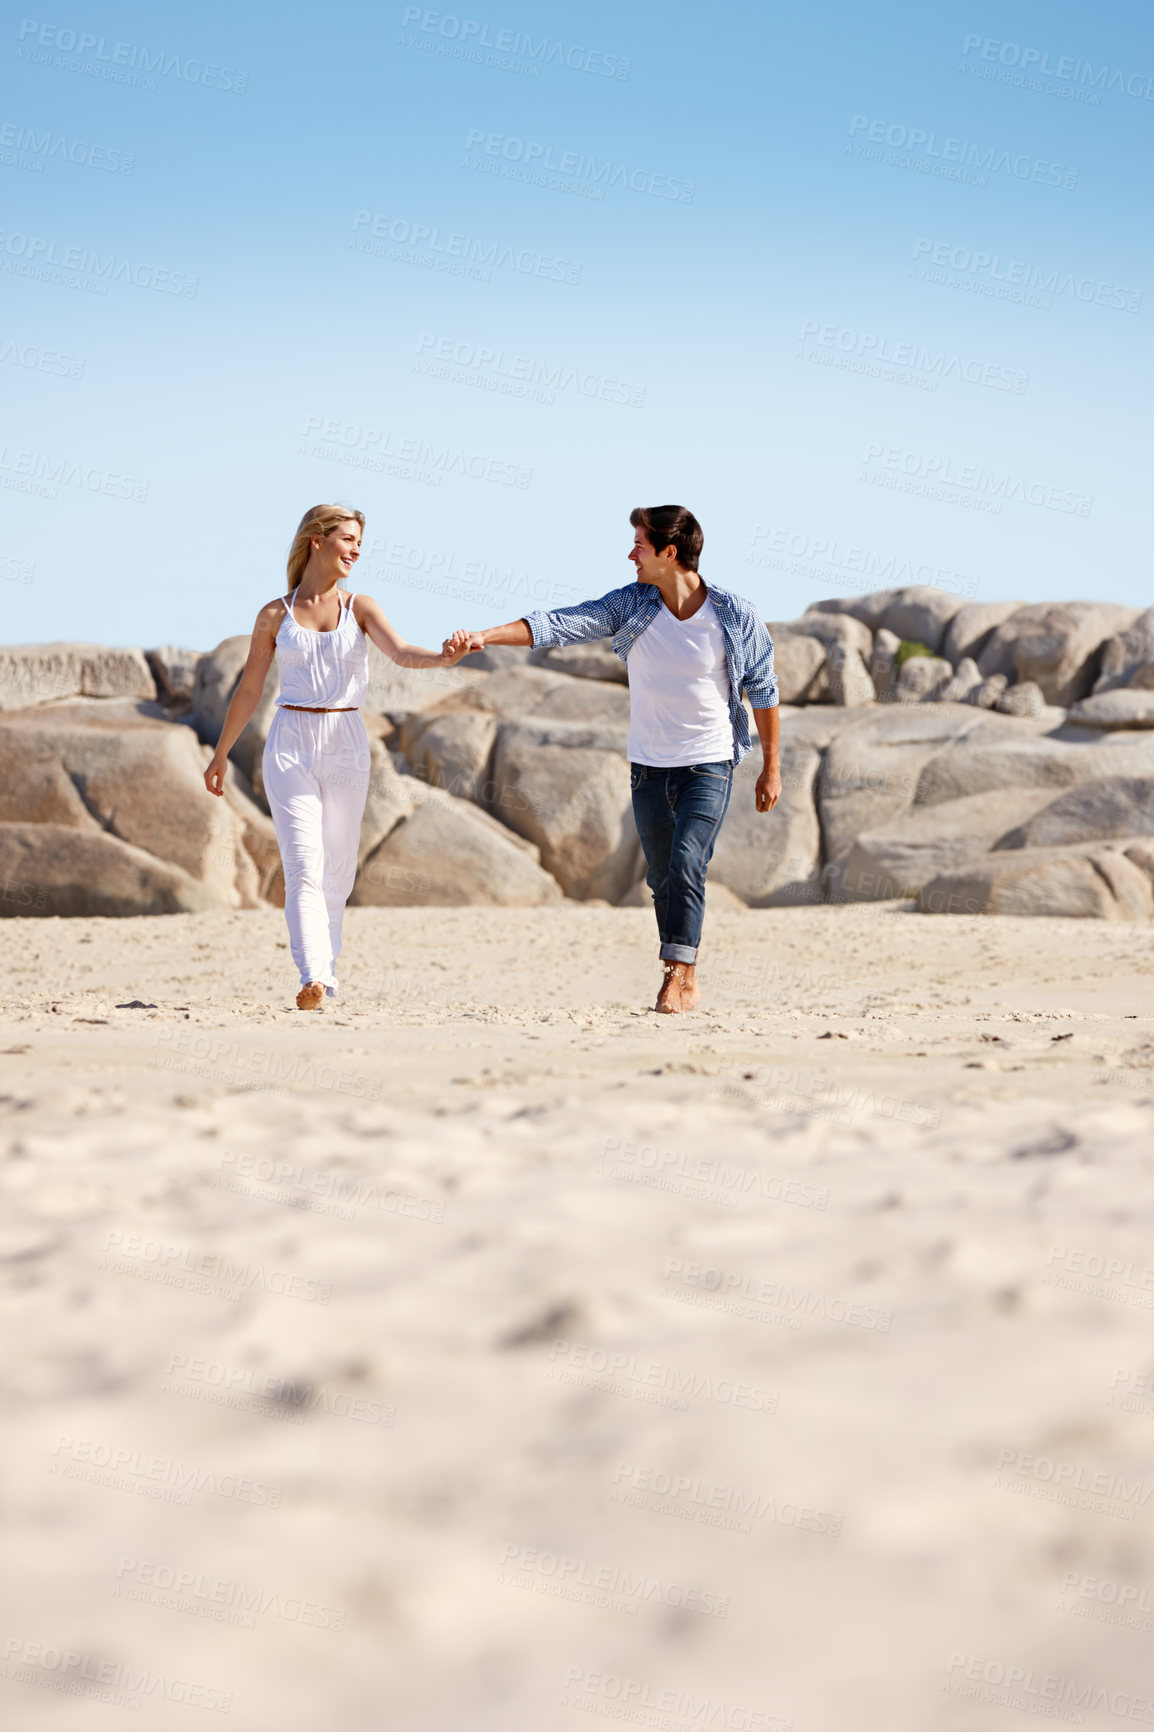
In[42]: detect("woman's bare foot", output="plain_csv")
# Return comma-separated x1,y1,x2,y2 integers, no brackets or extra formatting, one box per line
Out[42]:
296,982,325,1011
655,963,701,1015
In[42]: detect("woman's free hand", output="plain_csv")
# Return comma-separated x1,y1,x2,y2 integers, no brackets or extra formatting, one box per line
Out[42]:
204,753,227,797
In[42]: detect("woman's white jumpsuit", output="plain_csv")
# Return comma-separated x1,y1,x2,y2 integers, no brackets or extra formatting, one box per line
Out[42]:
262,591,370,995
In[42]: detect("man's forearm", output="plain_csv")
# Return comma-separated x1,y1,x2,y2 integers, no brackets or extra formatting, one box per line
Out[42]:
753,705,780,764
477,618,533,647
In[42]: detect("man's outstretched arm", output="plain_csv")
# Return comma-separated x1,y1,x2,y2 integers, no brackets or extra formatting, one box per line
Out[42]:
447,587,635,657
457,618,533,650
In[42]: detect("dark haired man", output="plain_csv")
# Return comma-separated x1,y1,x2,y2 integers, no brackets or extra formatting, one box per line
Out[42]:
446,505,780,1014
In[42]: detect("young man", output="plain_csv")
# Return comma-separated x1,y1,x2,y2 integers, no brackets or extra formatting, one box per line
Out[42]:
447,505,780,1013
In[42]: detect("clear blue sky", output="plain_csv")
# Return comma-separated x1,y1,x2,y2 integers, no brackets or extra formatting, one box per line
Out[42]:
2,0,1150,651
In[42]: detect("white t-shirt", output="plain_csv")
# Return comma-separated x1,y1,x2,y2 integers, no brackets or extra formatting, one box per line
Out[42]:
626,595,734,767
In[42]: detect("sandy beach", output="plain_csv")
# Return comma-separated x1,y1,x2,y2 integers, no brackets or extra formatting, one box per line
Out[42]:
2,902,1154,1730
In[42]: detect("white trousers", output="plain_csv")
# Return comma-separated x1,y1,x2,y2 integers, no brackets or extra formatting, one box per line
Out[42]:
262,709,370,992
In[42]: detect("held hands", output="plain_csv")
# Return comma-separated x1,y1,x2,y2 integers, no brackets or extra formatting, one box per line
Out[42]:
441,629,486,665
755,762,782,813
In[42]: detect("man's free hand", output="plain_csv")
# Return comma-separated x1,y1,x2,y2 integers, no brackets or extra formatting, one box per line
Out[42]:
755,763,782,813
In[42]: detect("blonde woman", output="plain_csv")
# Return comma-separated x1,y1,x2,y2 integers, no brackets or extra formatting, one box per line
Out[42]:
205,503,469,1009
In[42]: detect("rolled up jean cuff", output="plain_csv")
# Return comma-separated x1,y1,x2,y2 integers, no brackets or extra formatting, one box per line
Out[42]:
660,942,698,964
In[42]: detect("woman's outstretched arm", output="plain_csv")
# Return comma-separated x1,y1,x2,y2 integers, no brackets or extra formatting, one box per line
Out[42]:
203,602,280,796
355,594,471,668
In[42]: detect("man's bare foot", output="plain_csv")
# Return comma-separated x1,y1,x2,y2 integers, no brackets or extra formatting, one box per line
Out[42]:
655,963,701,1015
296,982,325,1010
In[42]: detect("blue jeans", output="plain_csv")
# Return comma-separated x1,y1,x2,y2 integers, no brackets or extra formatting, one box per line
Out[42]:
630,762,734,964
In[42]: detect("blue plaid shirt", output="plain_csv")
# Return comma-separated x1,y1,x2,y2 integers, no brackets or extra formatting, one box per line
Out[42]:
523,581,778,765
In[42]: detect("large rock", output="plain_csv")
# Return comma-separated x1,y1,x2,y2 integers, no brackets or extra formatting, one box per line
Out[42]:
146,647,202,706
0,822,218,917
977,603,1140,705
996,778,1154,851
771,632,826,705
423,665,629,726
870,629,900,703
530,642,627,684
1068,690,1154,730
779,614,872,706
1094,608,1154,693
489,719,639,901
0,644,155,711
939,658,982,703
825,644,875,707
709,738,823,906
352,789,561,907
790,611,873,663
896,655,952,702
0,700,269,908
993,681,1047,718
809,586,964,654
943,602,1025,667
917,845,1154,920
838,788,1058,902
912,720,1154,808
397,710,498,806
818,705,979,876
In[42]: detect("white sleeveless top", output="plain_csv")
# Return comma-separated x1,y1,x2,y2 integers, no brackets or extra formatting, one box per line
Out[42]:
275,590,368,709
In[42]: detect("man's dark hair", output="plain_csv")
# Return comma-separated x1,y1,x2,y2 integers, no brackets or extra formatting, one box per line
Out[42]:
629,504,703,573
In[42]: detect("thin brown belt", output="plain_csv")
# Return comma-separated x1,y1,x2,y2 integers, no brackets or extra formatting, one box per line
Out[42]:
280,705,359,713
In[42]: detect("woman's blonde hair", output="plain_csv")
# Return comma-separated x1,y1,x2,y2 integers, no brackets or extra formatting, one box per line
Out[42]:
286,503,366,592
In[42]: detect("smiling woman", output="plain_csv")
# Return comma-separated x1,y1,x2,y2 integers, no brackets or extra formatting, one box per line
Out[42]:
202,503,473,1010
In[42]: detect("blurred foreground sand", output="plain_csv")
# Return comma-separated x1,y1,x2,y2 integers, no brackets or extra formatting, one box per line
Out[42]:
2,904,1154,1732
